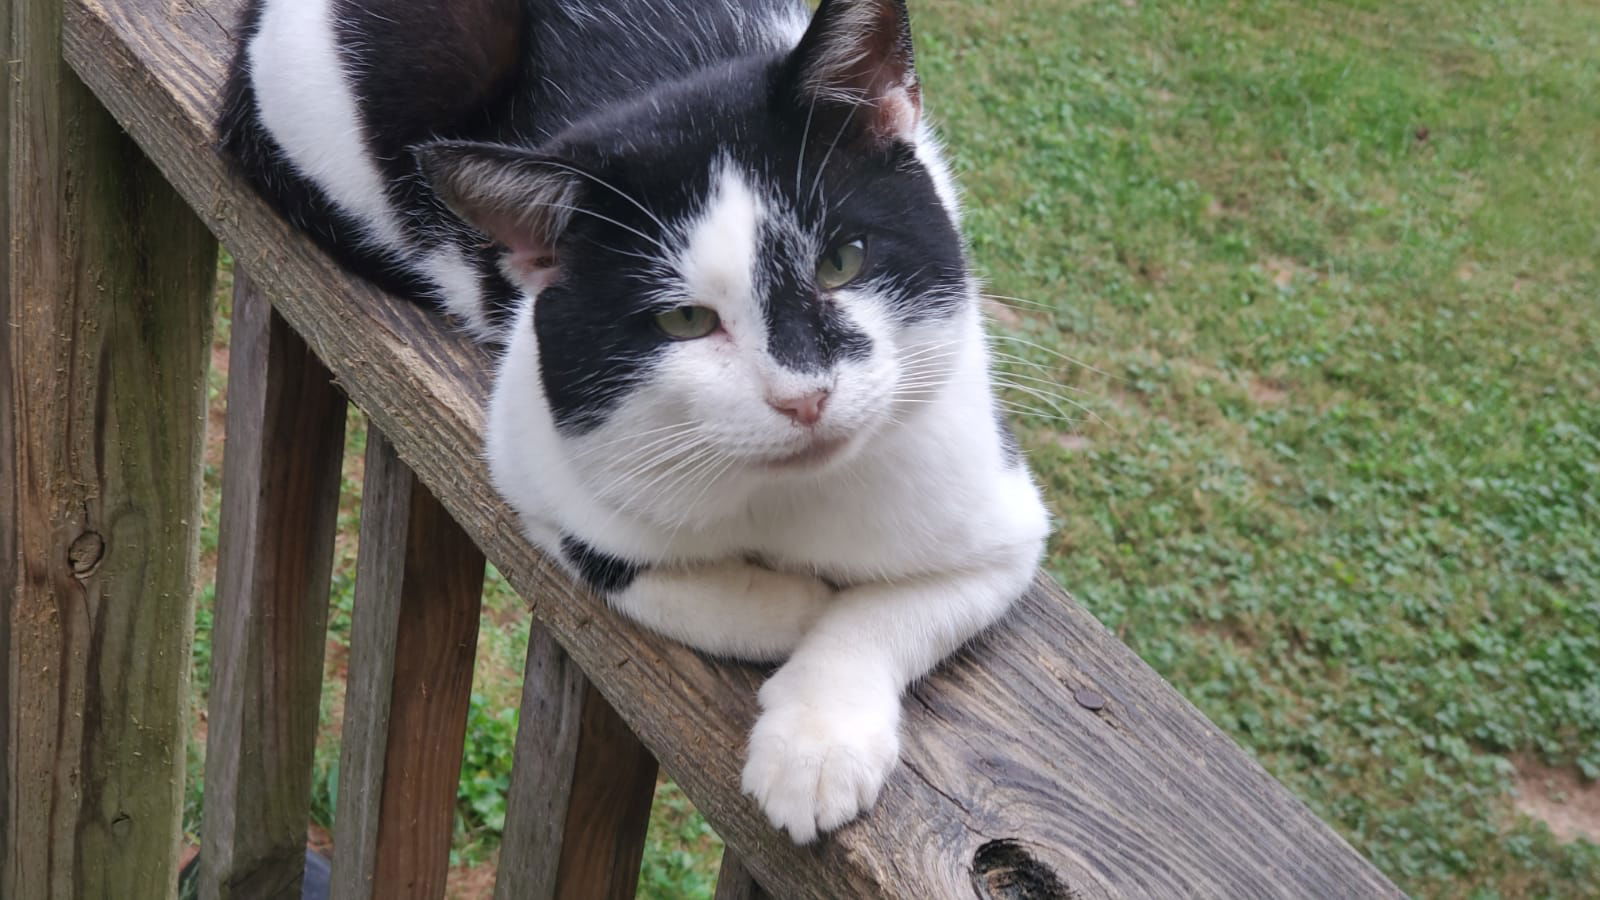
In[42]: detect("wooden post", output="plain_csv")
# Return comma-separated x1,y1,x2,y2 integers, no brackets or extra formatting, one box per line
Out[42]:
713,848,770,900
199,273,347,899
2,0,215,894
331,428,485,900
494,630,658,900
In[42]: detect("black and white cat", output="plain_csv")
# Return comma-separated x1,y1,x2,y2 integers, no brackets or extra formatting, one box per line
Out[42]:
224,0,1049,844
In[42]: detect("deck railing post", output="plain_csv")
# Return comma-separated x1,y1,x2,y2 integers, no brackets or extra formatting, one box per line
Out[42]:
2,0,216,892
330,427,486,899
494,629,659,900
199,271,347,899
713,848,770,900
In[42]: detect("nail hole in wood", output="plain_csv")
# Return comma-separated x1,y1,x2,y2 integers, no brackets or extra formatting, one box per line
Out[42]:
971,839,1071,899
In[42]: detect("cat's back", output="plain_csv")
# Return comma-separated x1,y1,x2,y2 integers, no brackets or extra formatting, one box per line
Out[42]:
512,0,809,141
223,0,808,331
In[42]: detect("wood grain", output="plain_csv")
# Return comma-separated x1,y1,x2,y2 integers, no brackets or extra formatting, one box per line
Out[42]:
4,0,216,892
494,627,585,900
494,627,657,900
199,272,348,900
59,0,1403,896
330,428,485,900
714,848,771,900
552,682,658,900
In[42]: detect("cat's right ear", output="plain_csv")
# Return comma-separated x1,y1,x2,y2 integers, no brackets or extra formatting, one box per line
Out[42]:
415,141,584,291
786,0,921,147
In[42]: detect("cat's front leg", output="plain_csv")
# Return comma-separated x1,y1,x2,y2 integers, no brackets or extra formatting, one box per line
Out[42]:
739,547,1039,843
603,559,835,663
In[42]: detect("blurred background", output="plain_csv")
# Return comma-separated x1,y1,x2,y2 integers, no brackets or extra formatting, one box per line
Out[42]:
183,0,1599,895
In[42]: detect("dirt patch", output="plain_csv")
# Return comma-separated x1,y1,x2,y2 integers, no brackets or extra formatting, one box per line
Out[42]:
983,296,1025,327
1249,377,1289,406
1055,433,1092,452
1513,755,1600,845
446,857,498,899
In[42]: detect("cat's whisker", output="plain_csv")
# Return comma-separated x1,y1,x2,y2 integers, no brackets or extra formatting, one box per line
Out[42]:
601,432,715,497
668,451,741,538
995,402,1085,426
530,159,674,242
994,378,1110,429
981,292,1055,310
806,96,862,208
795,91,818,199
987,334,1118,380
991,369,1094,396
567,421,703,462
533,202,675,257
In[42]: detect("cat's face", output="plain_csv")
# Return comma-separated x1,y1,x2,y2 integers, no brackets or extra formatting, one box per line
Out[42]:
423,0,970,517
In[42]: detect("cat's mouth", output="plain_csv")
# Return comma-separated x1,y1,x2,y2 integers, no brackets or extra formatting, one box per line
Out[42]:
761,436,849,470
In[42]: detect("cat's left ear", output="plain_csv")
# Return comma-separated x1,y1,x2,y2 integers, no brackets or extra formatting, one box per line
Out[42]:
415,140,585,291
787,0,921,146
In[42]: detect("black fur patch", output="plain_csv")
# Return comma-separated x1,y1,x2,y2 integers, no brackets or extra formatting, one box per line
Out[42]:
561,535,642,594
224,0,973,429
996,407,1023,467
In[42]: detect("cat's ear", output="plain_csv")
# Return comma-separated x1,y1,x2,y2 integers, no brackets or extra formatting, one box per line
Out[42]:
415,140,584,290
787,0,921,146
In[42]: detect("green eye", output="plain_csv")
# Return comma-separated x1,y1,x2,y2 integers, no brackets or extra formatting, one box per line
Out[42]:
817,238,867,290
654,305,721,339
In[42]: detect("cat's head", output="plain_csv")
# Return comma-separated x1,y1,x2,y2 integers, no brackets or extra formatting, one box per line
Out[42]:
419,0,978,518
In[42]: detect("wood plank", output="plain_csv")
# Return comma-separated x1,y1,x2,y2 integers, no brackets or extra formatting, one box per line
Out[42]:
552,683,657,900
331,428,485,900
3,0,216,892
199,272,347,900
494,629,657,900
59,0,1404,896
493,628,584,900
713,848,770,900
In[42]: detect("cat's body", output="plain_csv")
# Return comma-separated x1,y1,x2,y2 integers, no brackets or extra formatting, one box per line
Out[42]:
226,0,1049,843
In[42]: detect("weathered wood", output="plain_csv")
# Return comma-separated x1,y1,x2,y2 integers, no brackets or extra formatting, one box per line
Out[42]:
200,272,347,900
494,628,657,900
493,628,584,900
60,0,1404,896
553,683,658,900
331,428,485,900
714,848,771,900
4,0,215,893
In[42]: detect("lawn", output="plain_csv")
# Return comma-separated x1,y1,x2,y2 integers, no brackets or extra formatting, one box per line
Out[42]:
184,0,1600,896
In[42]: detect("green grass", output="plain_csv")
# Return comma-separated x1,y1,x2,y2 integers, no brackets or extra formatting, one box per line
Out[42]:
184,0,1598,896
918,0,1600,894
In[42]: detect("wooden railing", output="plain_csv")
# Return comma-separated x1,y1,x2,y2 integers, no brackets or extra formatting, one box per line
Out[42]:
2,0,1404,896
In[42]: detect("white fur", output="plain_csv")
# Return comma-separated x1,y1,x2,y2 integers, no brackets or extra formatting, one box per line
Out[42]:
248,0,408,253
488,153,1048,842
248,0,1049,846
420,246,492,336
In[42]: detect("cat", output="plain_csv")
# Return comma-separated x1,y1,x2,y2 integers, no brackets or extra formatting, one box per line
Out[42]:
222,0,1049,844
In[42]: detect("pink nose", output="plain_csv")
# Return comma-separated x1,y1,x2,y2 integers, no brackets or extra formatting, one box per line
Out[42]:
769,389,829,426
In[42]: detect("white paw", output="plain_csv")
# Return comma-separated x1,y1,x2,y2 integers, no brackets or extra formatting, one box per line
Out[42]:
740,685,901,844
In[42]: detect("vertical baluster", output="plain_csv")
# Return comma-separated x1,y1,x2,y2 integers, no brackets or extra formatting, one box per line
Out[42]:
199,272,347,899
714,848,771,900
330,428,485,899
494,633,658,900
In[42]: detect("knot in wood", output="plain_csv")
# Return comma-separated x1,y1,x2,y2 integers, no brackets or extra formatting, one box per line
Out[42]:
972,839,1071,899
68,531,106,576
111,813,133,840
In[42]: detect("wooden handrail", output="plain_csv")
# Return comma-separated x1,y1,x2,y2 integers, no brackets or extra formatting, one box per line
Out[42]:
29,0,1404,894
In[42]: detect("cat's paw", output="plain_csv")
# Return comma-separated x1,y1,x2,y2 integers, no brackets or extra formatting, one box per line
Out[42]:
740,679,901,844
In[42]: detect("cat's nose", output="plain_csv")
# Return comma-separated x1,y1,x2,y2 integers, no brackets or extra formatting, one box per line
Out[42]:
768,389,830,426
